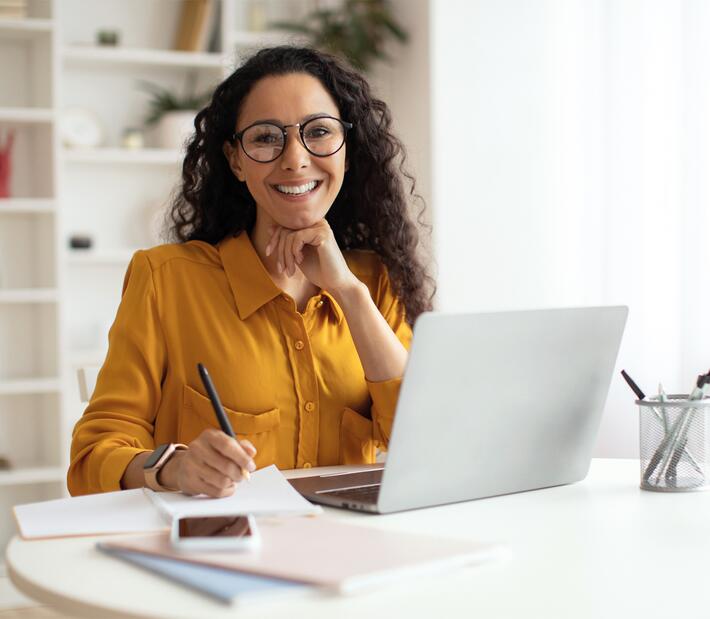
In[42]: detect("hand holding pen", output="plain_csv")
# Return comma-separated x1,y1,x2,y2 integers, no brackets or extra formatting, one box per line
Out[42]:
155,365,258,498
197,362,254,483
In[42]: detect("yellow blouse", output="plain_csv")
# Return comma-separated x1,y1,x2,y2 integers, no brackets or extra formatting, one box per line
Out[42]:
68,231,412,496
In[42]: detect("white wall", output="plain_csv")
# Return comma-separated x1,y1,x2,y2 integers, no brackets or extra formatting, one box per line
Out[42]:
429,0,710,458
431,0,560,312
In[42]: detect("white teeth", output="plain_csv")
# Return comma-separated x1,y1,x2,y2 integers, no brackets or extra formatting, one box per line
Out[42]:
275,181,318,195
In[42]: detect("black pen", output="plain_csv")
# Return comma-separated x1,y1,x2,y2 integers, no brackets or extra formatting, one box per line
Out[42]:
621,370,646,400
197,362,251,481
621,370,670,482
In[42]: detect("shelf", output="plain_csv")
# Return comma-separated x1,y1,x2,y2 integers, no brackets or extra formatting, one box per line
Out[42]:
62,45,225,70
63,147,182,165
0,198,55,214
0,107,54,124
0,18,53,39
0,288,58,303
0,466,65,487
0,378,61,395
66,249,136,266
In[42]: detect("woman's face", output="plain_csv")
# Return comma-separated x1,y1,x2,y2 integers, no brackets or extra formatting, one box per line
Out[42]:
225,73,347,231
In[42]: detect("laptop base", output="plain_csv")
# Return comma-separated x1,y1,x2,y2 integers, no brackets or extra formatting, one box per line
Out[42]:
288,469,383,513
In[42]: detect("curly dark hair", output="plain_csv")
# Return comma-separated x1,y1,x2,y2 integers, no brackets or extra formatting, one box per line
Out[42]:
167,45,435,325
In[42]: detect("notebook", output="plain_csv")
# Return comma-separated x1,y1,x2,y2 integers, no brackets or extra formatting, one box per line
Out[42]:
13,488,167,540
96,544,315,605
146,465,321,519
100,516,505,593
14,465,320,540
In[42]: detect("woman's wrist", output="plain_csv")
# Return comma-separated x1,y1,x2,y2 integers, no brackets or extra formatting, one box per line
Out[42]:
157,449,186,491
330,278,368,308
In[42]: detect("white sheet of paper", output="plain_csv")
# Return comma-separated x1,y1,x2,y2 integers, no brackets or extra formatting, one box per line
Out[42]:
13,489,167,540
147,465,322,518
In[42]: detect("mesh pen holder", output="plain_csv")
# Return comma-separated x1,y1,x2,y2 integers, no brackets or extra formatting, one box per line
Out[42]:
638,395,710,492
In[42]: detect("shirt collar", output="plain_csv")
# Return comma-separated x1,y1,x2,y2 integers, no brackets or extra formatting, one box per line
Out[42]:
319,289,345,325
219,231,344,325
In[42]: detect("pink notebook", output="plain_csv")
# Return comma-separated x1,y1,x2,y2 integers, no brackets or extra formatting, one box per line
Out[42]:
101,516,503,593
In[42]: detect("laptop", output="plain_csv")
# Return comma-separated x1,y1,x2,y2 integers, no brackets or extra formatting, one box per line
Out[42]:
289,306,628,514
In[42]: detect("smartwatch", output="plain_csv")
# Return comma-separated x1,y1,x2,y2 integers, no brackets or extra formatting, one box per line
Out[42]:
143,443,188,492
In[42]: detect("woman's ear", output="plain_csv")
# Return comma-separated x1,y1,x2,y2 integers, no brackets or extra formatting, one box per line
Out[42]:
223,141,246,182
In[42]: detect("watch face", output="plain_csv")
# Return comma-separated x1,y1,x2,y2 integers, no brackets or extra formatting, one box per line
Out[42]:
144,444,170,469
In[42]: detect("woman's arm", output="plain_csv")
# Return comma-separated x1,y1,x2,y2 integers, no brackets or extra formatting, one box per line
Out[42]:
70,251,256,497
268,220,414,447
268,219,411,383
330,280,408,382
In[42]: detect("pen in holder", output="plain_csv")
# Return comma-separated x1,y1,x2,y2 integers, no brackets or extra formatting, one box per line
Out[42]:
637,394,710,492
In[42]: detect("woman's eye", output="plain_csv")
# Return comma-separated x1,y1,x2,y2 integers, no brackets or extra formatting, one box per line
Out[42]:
306,127,330,139
253,133,279,144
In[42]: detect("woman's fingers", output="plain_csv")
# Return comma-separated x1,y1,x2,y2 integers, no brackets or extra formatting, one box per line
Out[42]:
239,439,257,457
266,223,326,276
196,473,235,498
192,439,244,482
294,237,306,264
179,460,234,498
180,429,257,497
208,430,257,474
276,227,289,274
265,225,278,257
283,232,298,276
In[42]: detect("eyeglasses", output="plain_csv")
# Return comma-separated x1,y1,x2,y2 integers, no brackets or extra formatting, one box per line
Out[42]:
230,115,353,163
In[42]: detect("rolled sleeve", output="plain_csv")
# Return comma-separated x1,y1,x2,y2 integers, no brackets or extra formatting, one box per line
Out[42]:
366,261,413,447
367,376,403,445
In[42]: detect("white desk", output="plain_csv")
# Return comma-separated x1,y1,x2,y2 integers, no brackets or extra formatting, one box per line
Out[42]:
6,459,710,619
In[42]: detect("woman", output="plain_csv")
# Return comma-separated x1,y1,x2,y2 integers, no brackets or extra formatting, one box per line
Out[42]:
68,46,434,498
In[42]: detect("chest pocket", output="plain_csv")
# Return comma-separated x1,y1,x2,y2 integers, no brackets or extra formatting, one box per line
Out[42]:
180,384,281,469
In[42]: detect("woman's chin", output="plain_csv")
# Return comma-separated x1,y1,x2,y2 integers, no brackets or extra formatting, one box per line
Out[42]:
276,212,325,231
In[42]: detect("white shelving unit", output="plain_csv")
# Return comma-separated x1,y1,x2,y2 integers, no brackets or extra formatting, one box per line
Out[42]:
62,146,182,165
0,0,307,565
0,378,61,396
0,17,53,37
0,108,54,123
0,0,64,567
0,198,56,213
62,45,226,69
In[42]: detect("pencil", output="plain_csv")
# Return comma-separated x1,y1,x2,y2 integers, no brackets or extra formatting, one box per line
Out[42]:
197,363,251,481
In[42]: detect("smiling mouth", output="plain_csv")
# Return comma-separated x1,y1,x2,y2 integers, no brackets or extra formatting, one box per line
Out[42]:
273,180,321,196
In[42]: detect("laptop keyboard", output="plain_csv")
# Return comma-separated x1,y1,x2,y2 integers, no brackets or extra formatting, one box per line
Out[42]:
319,484,381,503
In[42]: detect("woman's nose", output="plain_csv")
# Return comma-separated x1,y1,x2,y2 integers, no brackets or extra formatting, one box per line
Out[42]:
280,128,310,170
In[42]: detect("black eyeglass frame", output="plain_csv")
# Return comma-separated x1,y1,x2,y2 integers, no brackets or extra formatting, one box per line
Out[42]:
229,115,354,163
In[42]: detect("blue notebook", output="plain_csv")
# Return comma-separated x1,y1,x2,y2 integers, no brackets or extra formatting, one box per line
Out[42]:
96,543,314,605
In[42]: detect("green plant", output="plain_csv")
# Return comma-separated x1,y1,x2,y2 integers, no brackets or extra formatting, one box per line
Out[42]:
137,74,212,126
271,0,408,72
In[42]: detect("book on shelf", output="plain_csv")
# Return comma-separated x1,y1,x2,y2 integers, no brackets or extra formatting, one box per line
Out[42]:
0,0,27,19
174,0,217,53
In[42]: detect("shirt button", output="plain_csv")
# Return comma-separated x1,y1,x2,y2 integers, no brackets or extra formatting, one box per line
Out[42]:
316,300,324,308
303,462,312,469
304,401,315,412
295,340,304,350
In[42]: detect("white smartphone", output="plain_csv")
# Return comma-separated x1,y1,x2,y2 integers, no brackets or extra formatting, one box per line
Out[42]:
170,514,260,552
